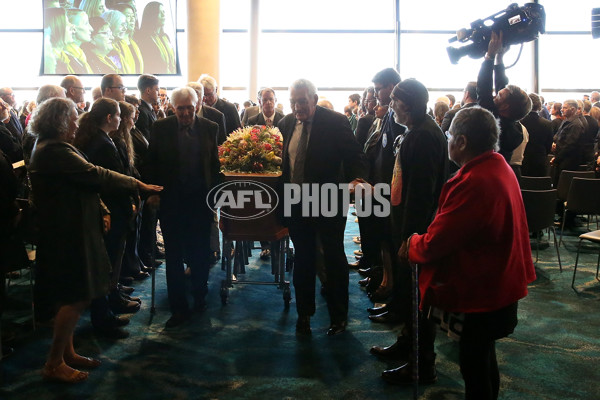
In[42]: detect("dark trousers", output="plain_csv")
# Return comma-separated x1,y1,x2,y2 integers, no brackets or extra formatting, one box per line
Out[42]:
460,338,499,400
138,199,158,264
459,302,518,400
122,211,143,275
160,205,212,313
288,217,348,324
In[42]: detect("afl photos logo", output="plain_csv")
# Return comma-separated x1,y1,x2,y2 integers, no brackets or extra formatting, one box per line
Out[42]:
206,180,279,220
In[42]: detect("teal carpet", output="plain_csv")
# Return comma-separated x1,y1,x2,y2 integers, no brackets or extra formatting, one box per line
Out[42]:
1,212,600,399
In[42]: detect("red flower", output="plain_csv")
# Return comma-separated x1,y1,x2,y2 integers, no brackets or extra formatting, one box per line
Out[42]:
264,143,272,151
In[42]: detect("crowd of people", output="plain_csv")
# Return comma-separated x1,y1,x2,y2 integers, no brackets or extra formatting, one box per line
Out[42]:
44,0,176,75
1,30,599,399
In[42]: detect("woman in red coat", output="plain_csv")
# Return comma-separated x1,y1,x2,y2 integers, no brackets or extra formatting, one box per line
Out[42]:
407,106,536,400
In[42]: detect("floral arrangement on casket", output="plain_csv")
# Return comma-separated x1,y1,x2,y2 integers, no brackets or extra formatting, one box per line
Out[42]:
218,125,283,174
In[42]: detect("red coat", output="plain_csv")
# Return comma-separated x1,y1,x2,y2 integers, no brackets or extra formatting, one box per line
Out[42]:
408,151,535,313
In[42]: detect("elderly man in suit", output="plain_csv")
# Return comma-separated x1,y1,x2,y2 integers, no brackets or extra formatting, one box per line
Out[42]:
144,87,221,328
278,79,367,336
186,81,227,145
199,74,241,136
247,88,284,128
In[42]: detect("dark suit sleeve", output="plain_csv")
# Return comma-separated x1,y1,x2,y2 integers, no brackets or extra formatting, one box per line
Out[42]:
216,112,227,145
0,126,23,163
477,58,496,113
142,121,161,184
494,63,508,92
440,108,456,134
336,115,367,182
136,107,154,139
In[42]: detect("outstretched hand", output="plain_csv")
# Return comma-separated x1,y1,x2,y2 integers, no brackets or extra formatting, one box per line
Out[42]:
137,180,163,193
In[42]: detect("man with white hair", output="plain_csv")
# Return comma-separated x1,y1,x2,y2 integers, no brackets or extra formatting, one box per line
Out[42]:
186,81,227,144
198,74,241,135
0,87,24,141
144,87,221,328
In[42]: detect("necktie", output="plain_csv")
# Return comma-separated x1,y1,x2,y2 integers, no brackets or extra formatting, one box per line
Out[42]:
293,122,309,184
266,118,272,127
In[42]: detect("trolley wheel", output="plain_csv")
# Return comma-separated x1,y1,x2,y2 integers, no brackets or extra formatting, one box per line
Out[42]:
283,283,291,308
220,281,229,305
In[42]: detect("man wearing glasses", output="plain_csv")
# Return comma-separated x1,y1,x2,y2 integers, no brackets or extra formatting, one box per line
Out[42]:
101,74,127,102
61,75,87,114
0,88,24,141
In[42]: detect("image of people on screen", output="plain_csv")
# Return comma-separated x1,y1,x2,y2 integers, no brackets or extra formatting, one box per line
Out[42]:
43,0,177,75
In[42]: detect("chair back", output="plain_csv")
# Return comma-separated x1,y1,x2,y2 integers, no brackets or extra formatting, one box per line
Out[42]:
521,189,557,232
566,178,600,215
556,170,596,201
520,176,552,190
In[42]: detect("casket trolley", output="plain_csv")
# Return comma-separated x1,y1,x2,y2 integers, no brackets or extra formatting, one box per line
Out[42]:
218,173,293,307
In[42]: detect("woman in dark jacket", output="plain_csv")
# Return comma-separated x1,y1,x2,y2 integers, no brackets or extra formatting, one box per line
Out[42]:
28,98,161,383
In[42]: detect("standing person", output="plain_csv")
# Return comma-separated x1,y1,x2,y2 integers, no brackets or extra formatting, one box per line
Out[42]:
144,87,220,328
247,88,284,128
278,78,367,336
73,98,141,337
477,31,531,162
372,79,448,384
406,106,535,399
28,97,161,383
0,88,24,141
136,74,159,139
61,75,87,115
199,74,241,136
355,87,376,149
521,93,554,177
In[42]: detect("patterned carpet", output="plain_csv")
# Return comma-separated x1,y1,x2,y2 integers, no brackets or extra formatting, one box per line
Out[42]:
1,212,600,399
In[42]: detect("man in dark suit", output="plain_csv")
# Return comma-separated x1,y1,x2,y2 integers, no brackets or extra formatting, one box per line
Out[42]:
144,87,221,328
247,88,284,128
199,74,241,135
278,79,367,336
521,93,554,177
136,74,159,139
186,82,227,145
0,88,24,142
441,81,478,134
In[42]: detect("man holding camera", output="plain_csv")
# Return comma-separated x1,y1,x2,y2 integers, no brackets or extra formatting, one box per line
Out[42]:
477,31,531,163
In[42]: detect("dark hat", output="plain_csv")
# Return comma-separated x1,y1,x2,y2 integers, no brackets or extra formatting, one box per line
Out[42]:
392,78,429,110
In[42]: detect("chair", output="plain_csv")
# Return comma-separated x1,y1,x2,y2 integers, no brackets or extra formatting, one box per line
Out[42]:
571,230,600,293
521,189,561,271
520,176,552,190
556,170,595,202
559,178,600,246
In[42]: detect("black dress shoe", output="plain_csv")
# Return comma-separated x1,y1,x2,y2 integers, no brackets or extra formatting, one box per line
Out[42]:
368,311,402,324
165,311,191,328
327,321,347,336
119,276,134,285
296,316,311,335
370,338,409,360
358,266,382,278
367,304,388,314
108,291,141,314
369,285,393,302
118,283,135,295
348,261,361,269
358,277,370,287
132,271,150,280
381,361,437,385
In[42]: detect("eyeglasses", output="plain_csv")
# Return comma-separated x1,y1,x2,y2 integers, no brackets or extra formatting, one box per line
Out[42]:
109,86,127,92
73,86,85,91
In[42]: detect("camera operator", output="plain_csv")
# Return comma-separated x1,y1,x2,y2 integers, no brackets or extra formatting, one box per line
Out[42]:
477,31,531,163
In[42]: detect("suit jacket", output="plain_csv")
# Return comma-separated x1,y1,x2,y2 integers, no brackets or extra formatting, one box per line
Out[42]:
0,124,23,163
521,111,554,177
355,114,375,150
144,115,221,211
136,100,157,139
554,118,585,175
200,105,227,145
241,105,260,125
246,111,284,127
278,106,367,221
583,115,598,163
213,98,241,135
3,109,23,142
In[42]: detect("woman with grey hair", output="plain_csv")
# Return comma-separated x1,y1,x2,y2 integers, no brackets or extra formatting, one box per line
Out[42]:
403,106,535,399
28,98,161,383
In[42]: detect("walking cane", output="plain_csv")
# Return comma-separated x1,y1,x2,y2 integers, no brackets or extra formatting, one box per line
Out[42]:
150,250,156,314
411,261,419,400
